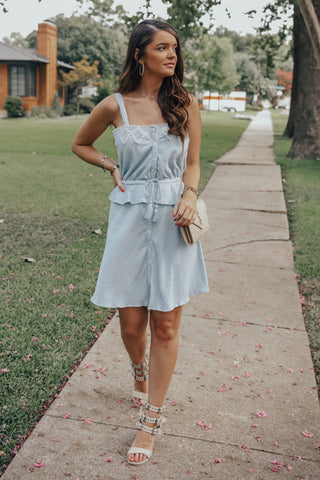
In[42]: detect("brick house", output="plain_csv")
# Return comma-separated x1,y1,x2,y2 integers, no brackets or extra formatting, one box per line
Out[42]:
0,21,73,117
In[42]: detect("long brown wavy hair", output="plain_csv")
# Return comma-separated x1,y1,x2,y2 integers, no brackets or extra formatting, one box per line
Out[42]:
118,19,190,139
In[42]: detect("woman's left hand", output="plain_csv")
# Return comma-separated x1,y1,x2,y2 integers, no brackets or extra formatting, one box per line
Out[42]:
172,191,197,226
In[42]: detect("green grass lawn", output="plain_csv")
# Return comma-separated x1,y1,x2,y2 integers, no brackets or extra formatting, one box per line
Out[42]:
272,110,320,392
0,110,251,474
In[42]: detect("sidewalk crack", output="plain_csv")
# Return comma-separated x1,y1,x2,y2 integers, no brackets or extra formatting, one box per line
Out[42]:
213,238,290,251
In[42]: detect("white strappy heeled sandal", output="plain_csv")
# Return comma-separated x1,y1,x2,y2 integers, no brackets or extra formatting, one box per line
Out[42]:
130,357,149,406
127,401,165,465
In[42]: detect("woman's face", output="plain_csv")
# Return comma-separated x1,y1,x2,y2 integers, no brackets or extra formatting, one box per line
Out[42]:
140,30,178,78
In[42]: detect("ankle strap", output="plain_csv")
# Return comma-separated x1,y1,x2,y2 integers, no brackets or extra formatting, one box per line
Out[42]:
130,358,149,382
145,400,164,414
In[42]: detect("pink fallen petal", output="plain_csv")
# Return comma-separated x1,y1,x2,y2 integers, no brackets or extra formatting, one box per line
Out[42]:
256,410,267,418
85,418,93,424
239,444,250,451
248,469,254,473
287,465,293,471
33,460,46,468
197,420,212,430
301,430,313,438
105,456,112,462
63,412,71,419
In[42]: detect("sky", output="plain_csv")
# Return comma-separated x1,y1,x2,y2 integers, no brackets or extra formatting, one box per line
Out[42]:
0,0,291,40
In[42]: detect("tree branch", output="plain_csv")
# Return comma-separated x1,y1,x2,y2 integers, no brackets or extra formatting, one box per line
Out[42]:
297,0,320,65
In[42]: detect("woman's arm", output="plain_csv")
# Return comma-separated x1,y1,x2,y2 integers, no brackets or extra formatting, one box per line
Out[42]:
71,95,125,191
173,94,201,226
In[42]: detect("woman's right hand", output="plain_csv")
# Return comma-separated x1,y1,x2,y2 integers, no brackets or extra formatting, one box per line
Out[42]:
112,167,125,192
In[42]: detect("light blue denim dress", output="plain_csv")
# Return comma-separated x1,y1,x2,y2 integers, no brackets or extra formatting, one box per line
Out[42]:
91,93,209,312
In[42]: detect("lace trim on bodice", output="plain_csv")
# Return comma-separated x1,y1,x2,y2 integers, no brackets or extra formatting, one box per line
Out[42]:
113,124,170,145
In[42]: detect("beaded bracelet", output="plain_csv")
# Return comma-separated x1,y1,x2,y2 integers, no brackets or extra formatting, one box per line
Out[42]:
101,157,119,175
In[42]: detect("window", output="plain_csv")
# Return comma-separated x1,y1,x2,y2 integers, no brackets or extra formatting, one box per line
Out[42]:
9,64,36,97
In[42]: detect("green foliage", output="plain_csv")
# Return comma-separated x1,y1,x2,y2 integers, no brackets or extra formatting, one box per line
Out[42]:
91,76,118,105
234,52,259,102
77,97,96,114
3,96,24,118
54,14,125,78
62,97,95,116
51,91,63,116
215,27,256,53
198,34,240,94
1,32,29,47
76,0,126,26
163,0,221,43
63,103,77,116
30,106,60,119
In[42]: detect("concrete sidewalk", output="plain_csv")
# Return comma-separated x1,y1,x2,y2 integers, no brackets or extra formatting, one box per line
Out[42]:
3,111,320,479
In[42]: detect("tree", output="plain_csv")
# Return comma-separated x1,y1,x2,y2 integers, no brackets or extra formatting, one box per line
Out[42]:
234,53,260,103
287,2,320,158
25,14,126,80
60,56,102,113
2,32,29,47
249,0,320,159
198,34,239,101
120,0,223,43
297,0,320,64
276,68,293,94
75,0,126,26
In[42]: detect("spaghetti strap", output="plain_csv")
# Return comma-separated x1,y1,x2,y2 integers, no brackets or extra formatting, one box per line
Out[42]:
114,93,130,126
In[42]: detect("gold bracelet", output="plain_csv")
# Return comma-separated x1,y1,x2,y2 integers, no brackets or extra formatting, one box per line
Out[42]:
184,186,198,197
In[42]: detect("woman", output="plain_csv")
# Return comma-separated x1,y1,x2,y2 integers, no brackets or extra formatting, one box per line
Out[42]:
72,19,209,466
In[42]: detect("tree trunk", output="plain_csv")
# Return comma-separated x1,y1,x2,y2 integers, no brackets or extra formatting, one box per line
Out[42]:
289,0,320,159
297,0,320,65
284,6,299,138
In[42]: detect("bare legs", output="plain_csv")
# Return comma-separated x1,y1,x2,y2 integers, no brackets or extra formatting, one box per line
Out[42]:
119,305,182,464
119,307,149,401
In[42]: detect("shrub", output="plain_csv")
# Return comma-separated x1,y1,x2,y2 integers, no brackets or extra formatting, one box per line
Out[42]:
63,98,95,116
30,106,60,119
63,102,77,116
51,91,63,116
78,97,95,114
3,96,24,118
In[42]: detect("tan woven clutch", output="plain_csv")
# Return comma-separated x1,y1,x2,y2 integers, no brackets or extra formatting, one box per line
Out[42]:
180,198,209,245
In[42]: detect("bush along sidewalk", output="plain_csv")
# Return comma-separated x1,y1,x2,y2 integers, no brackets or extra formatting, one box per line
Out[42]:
272,110,320,397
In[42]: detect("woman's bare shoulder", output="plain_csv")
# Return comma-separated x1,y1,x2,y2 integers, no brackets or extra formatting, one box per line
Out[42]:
95,94,119,115
90,94,120,126
187,93,199,110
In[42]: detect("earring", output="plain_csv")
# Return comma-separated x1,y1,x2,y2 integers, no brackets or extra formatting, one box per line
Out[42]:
139,62,144,77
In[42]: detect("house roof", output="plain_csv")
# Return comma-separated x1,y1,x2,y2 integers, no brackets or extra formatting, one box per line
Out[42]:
0,42,74,70
57,60,74,70
0,42,49,63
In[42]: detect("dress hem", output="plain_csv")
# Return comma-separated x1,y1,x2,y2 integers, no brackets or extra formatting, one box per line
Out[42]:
90,288,209,313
